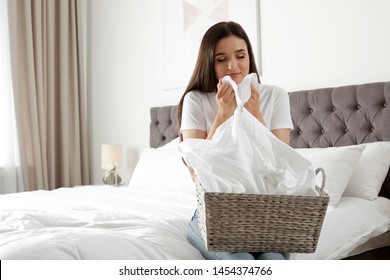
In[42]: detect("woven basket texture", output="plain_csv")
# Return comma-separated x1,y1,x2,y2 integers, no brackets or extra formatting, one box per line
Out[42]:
195,168,329,253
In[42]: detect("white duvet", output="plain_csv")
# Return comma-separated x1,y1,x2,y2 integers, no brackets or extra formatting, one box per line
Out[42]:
1,184,389,260
0,185,203,260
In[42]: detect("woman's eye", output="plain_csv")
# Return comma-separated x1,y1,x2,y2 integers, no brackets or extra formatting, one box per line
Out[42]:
237,55,245,59
216,58,226,62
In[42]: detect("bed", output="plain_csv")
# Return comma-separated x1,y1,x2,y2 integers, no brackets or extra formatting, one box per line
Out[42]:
1,81,389,260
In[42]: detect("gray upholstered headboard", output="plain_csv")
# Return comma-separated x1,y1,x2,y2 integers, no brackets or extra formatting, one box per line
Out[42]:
150,81,390,199
150,105,179,148
289,82,390,148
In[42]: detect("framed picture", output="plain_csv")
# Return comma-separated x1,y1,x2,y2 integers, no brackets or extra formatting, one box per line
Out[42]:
162,0,260,91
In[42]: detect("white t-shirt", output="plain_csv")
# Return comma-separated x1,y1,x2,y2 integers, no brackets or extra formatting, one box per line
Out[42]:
180,83,293,133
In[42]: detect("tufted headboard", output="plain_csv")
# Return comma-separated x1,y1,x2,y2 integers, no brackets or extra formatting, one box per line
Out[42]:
150,105,179,148
289,82,390,148
150,81,390,199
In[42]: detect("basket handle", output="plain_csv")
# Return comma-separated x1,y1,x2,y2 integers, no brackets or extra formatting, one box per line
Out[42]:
315,167,326,191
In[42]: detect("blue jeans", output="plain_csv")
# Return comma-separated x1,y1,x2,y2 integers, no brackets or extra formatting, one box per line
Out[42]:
186,211,286,260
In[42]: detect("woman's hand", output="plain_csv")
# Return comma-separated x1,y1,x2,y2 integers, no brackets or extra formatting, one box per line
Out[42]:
216,80,236,119
205,81,236,140
244,83,266,125
244,83,261,117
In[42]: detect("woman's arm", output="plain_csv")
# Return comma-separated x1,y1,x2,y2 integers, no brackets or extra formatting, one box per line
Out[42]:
271,128,291,145
181,129,207,140
245,84,291,145
181,129,206,182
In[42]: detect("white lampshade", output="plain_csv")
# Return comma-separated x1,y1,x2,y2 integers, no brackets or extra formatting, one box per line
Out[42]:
101,144,122,166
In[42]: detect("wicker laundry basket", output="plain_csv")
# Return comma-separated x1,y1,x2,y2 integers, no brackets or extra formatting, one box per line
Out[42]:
195,168,329,253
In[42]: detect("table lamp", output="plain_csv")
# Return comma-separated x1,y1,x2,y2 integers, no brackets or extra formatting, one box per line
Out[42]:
101,144,122,186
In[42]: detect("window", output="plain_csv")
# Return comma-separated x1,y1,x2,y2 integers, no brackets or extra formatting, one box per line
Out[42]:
0,0,23,193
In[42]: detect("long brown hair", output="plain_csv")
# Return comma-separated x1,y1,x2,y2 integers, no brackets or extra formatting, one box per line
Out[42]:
177,21,259,133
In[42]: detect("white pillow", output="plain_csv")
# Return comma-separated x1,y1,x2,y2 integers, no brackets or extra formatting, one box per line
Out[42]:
128,138,195,193
289,196,390,259
158,137,180,149
343,142,390,200
296,145,364,208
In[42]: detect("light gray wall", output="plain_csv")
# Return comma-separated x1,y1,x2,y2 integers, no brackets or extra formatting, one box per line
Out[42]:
88,0,172,184
260,0,390,90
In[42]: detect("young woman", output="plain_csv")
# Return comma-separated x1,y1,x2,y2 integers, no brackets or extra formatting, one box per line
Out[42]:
178,21,293,260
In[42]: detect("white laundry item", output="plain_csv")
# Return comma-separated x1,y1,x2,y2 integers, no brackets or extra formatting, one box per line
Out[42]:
179,74,317,195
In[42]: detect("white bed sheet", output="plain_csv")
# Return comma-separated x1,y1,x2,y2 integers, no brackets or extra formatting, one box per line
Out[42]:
290,196,390,259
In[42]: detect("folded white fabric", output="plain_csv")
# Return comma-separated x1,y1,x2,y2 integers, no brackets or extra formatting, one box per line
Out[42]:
179,74,317,195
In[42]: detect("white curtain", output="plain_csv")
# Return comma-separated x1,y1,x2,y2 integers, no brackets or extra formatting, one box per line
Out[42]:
0,0,24,194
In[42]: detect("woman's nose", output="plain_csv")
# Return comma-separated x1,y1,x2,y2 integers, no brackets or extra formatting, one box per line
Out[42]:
228,58,238,70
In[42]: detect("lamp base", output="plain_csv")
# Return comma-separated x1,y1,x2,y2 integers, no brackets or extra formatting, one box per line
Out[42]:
103,171,122,186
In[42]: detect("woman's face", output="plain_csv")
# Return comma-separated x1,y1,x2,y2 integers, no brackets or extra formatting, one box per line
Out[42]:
213,35,250,84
